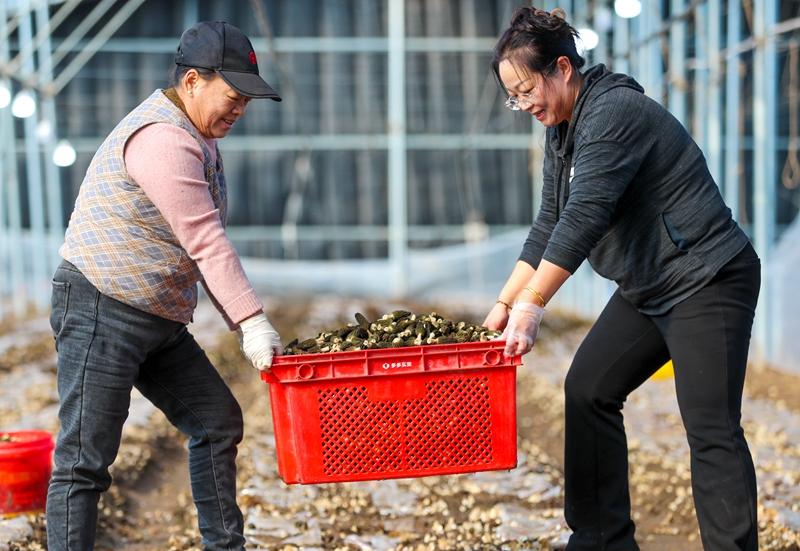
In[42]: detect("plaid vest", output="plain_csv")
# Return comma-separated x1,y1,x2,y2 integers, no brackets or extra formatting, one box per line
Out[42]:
60,90,227,323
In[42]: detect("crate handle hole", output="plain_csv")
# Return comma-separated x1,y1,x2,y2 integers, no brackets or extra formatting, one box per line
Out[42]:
296,364,315,380
483,350,501,365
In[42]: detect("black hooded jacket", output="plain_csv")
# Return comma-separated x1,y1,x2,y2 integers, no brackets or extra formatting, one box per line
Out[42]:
519,64,750,315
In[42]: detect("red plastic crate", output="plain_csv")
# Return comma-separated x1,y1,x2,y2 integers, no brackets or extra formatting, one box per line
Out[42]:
261,341,520,485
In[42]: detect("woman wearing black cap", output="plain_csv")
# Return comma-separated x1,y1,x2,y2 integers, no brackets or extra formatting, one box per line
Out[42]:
47,22,280,551
485,6,760,551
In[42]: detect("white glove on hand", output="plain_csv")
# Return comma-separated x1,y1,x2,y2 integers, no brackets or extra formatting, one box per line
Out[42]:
236,313,284,372
501,302,546,357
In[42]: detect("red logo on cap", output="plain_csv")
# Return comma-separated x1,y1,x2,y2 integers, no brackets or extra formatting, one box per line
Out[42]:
249,52,257,65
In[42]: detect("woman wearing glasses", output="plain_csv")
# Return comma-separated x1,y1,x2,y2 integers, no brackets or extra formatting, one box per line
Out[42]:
484,7,760,551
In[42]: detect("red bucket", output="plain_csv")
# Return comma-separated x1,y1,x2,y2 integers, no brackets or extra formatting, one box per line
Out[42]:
0,430,54,517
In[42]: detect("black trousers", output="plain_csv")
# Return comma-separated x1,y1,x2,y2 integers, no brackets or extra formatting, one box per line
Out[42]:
563,243,760,551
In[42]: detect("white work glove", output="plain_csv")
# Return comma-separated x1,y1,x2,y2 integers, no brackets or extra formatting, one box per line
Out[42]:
236,313,284,372
502,302,546,357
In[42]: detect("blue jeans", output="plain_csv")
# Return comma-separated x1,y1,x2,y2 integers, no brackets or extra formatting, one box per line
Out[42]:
46,260,245,551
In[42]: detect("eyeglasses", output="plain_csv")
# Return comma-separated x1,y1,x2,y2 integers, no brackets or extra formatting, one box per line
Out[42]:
503,61,557,111
504,79,545,111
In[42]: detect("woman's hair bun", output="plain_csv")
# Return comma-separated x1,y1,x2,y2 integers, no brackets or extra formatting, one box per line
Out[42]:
510,6,574,40
492,5,585,81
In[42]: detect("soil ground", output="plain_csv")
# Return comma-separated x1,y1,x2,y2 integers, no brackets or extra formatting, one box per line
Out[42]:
91,361,800,551
6,299,800,551
108,314,800,551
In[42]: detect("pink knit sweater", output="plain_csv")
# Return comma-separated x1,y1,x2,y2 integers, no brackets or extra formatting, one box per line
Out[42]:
124,122,263,329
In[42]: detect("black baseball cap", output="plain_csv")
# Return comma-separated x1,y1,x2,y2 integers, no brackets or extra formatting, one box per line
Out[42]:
175,21,281,101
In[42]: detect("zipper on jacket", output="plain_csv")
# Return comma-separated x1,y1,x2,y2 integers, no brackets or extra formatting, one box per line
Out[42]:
556,156,566,220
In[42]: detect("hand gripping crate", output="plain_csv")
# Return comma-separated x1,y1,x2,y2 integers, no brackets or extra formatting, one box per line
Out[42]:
261,341,521,485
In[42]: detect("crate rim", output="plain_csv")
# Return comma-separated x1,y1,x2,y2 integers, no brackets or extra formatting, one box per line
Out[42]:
261,340,518,385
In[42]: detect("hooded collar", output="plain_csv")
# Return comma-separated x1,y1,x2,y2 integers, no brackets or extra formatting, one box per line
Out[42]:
551,64,645,157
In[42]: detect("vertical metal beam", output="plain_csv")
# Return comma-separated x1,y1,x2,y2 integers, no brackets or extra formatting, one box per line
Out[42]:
423,3,450,238
37,0,64,278
460,0,490,240
0,0,27,318
0,108,5,319
320,0,355,260
0,6,7,318
725,0,741,221
637,0,647,94
388,0,408,297
573,0,588,27
612,12,630,75
354,0,381,259
706,0,722,185
183,0,199,29
752,0,778,365
19,1,49,311
693,4,708,152
573,0,592,315
669,0,687,122
650,0,664,104
593,1,612,67
629,10,641,88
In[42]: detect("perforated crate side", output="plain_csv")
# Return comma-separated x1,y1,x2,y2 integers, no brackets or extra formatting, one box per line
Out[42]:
267,360,517,484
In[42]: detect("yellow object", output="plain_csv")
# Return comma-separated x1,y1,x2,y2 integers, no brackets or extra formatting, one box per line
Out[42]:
651,360,675,379
523,286,547,307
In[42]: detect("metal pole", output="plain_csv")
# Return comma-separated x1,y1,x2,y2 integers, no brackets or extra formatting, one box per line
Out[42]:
693,4,708,152
593,2,611,67
0,0,26,318
725,0,741,221
706,0,722,185
647,0,663,104
0,92,5,317
19,1,49,312
765,0,779,364
0,122,4,318
612,10,630,75
752,0,778,365
573,0,588,28
37,0,64,278
183,0,199,29
0,2,7,317
573,0,591,315
388,0,408,297
669,0,686,122
636,7,650,95
629,10,640,87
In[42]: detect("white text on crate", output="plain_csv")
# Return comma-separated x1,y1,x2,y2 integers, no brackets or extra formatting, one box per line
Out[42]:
382,361,413,370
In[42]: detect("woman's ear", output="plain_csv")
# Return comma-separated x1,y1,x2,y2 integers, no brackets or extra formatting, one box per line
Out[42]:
556,56,573,80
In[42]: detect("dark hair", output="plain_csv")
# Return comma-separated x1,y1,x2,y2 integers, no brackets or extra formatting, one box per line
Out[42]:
167,65,217,88
492,7,585,92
